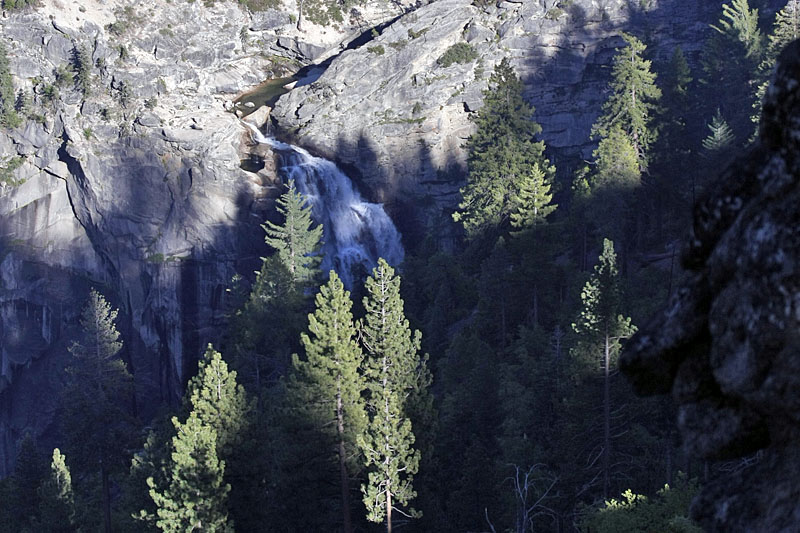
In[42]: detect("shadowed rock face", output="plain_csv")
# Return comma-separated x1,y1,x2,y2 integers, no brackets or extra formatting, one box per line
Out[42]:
270,0,737,218
621,41,800,532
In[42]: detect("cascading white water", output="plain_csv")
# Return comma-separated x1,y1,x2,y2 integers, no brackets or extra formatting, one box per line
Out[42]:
249,128,404,288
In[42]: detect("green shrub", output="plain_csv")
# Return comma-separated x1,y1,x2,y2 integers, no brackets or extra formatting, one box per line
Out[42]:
436,42,478,68
54,64,73,87
0,155,25,186
0,43,15,126
41,84,59,105
144,96,157,109
14,89,31,114
116,80,132,108
3,110,21,128
105,20,128,35
367,45,385,55
238,0,280,11
408,27,429,39
1,0,39,10
73,44,92,96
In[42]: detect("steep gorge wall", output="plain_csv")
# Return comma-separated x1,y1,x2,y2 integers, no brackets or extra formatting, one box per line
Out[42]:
270,0,777,231
0,0,415,474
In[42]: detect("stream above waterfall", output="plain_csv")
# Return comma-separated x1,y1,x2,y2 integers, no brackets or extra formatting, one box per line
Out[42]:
249,127,404,288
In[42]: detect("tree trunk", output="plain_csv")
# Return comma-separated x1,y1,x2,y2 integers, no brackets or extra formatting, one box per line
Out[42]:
386,489,393,533
102,464,112,533
296,0,304,31
337,388,353,533
603,332,611,500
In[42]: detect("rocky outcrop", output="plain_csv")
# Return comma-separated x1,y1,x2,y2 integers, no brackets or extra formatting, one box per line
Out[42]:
270,0,733,220
621,41,800,532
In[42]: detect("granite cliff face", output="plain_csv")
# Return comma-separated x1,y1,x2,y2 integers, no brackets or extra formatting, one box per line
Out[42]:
0,0,409,474
270,0,728,222
621,41,800,532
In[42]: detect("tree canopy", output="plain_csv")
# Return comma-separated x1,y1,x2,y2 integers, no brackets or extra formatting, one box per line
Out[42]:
453,58,555,236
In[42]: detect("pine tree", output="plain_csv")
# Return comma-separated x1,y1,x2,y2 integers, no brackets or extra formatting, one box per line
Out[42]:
13,433,46,527
766,0,800,61
63,289,134,533
509,163,557,230
753,0,800,128
702,0,764,142
182,344,251,459
583,126,641,249
702,109,735,153
37,449,75,533
662,47,692,104
144,345,251,532
652,47,695,222
72,43,92,97
148,413,232,532
453,58,555,236
710,0,763,60
263,179,324,286
287,271,365,533
229,255,305,394
571,239,636,499
592,33,661,169
0,43,20,127
358,258,429,532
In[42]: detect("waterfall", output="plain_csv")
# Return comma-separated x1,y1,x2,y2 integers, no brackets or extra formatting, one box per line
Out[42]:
248,128,404,288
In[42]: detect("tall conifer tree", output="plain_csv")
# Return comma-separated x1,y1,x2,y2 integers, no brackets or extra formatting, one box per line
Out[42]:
453,58,555,236
146,345,247,532
287,271,365,533
263,179,324,286
753,0,800,128
359,259,430,532
509,164,556,230
592,33,661,169
63,289,134,533
702,0,764,142
148,413,232,532
13,433,46,527
571,239,636,499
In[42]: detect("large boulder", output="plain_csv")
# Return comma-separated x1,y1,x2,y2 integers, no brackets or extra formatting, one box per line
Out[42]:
621,41,800,531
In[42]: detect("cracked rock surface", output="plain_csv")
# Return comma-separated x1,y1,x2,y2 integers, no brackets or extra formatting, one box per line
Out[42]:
621,40,800,532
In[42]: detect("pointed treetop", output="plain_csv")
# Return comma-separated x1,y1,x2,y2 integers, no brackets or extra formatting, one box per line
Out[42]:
711,0,763,59
702,109,736,153
263,179,324,286
592,32,661,167
573,239,635,342
184,344,251,457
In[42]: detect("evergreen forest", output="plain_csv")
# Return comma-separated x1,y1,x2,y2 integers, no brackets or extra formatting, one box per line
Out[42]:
1,0,797,532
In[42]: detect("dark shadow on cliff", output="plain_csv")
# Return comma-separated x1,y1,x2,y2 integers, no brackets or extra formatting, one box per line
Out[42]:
332,129,465,258
0,122,273,475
